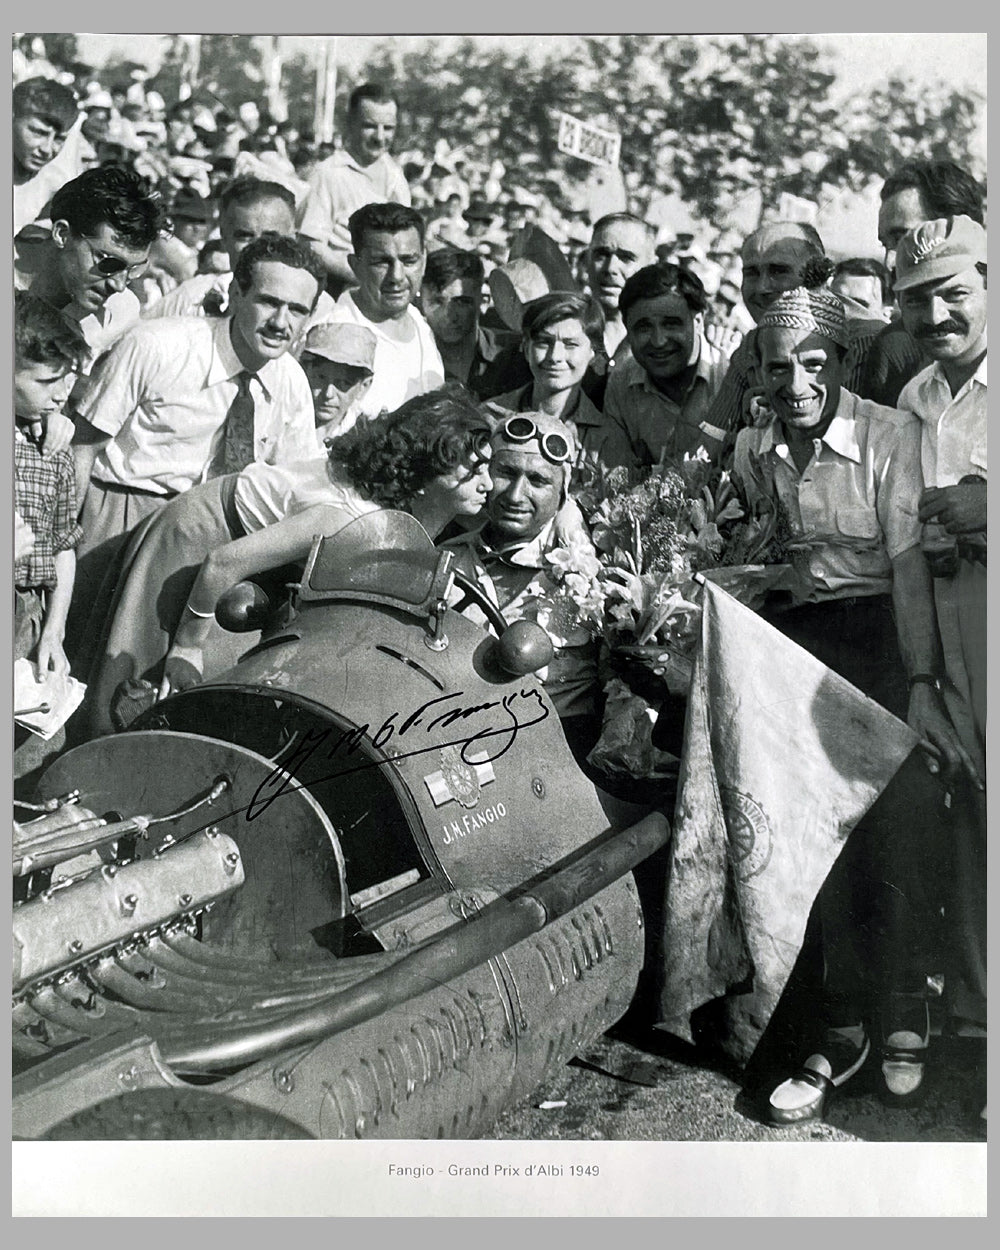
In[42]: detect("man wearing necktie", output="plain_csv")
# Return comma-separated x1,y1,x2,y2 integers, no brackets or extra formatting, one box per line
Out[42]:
66,233,325,664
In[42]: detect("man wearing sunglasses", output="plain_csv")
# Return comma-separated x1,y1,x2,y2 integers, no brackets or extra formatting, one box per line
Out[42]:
14,165,167,363
446,412,604,770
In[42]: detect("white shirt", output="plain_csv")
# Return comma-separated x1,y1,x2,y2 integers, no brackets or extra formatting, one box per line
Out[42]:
734,389,923,601
142,272,230,320
897,356,987,486
321,291,445,422
234,457,377,534
297,149,411,258
76,315,320,495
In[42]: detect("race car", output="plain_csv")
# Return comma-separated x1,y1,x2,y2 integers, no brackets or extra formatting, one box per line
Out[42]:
13,510,669,1139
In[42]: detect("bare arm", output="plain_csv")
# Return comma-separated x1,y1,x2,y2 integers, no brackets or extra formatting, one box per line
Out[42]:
160,503,361,696
36,549,75,680
71,415,110,517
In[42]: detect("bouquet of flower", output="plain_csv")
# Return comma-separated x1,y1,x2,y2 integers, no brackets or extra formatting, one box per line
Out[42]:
545,452,796,778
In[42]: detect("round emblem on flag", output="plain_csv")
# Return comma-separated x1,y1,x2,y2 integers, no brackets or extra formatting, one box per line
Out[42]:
438,744,482,809
720,787,773,880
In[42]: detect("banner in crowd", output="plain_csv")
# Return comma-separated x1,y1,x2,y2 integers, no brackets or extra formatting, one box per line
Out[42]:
555,112,621,169
656,579,919,1063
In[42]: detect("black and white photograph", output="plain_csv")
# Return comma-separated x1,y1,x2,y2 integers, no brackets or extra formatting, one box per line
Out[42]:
10,22,987,1218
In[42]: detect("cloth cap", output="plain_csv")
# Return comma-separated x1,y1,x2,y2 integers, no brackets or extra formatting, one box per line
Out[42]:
302,322,376,372
757,285,848,348
893,215,987,292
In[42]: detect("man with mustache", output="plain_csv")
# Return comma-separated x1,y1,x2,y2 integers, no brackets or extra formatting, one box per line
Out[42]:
733,280,975,1124
895,216,987,1055
66,234,324,658
854,160,986,407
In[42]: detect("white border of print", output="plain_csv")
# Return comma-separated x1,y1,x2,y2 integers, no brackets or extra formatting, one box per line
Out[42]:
7,0,990,1223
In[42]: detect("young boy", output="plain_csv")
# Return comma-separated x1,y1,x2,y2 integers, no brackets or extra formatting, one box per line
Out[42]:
297,321,376,440
14,293,87,781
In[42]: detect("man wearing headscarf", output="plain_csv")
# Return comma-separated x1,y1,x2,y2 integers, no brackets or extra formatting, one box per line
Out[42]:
731,274,976,1124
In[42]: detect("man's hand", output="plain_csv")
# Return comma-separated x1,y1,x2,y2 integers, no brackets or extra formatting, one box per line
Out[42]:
158,644,204,701
704,323,743,358
41,412,75,457
35,631,70,682
14,511,36,562
918,483,987,535
908,683,983,789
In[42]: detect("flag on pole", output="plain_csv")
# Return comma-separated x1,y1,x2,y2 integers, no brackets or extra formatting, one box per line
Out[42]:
656,579,919,1063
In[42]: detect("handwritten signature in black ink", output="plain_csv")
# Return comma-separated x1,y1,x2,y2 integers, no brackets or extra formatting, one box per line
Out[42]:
245,686,549,822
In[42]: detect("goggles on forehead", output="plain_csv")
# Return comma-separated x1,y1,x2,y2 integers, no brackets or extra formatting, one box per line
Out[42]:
500,414,573,465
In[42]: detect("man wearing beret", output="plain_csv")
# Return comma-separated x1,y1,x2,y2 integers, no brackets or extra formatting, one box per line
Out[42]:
894,215,987,1052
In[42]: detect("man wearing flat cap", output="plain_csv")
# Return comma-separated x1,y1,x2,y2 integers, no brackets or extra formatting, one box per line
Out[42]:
732,275,976,1125
895,215,987,1044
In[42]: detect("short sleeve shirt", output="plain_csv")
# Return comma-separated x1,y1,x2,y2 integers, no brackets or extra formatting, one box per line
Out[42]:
733,389,923,602
76,315,321,495
897,357,987,486
604,338,730,466
233,457,378,534
296,150,411,256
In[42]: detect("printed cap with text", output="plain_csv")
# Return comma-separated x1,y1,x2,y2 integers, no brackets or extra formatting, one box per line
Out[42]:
893,215,987,292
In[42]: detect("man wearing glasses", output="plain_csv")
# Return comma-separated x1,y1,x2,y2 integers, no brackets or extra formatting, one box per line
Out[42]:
14,165,167,363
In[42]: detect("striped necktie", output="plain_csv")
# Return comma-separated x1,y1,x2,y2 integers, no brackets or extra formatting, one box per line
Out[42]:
209,370,257,478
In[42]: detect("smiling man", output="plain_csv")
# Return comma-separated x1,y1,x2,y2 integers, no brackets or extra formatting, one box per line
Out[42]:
66,234,324,661
854,160,986,408
895,216,987,1042
604,263,729,466
703,221,827,439
732,281,975,1122
15,165,166,363
297,82,411,291
323,201,444,420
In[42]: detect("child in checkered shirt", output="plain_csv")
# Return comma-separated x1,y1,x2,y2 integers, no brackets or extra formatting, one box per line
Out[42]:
13,293,87,681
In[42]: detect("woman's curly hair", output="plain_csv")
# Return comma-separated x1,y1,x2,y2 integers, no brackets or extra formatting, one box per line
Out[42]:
327,383,491,509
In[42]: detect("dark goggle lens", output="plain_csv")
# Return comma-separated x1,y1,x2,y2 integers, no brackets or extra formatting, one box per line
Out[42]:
542,432,571,463
504,416,536,442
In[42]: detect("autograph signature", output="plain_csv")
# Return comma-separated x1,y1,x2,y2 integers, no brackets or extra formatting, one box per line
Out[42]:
244,686,549,822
